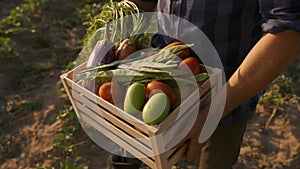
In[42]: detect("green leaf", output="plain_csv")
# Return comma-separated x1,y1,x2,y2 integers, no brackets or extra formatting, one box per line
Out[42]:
193,73,209,82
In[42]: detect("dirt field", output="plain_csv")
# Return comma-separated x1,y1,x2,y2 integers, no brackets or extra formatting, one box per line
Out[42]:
0,1,299,169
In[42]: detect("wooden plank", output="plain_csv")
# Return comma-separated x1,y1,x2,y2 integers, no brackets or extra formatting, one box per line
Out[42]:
77,108,156,168
149,132,169,169
68,79,159,134
157,89,200,134
68,62,87,81
64,77,146,128
60,74,82,118
138,157,156,169
74,100,154,157
162,99,200,150
163,90,212,150
211,68,223,95
199,75,213,96
157,68,217,134
156,83,211,134
72,90,152,147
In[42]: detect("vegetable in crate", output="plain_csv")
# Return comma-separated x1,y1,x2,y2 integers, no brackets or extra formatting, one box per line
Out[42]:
87,40,118,65
76,43,209,87
75,43,210,124
124,82,146,115
84,0,145,65
82,0,146,91
161,41,191,60
82,40,117,91
98,82,123,104
142,93,171,125
178,57,201,77
146,80,178,109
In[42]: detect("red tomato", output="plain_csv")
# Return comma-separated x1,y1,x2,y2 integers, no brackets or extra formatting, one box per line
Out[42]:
147,51,159,57
178,57,201,77
162,41,185,50
146,80,178,109
162,41,190,59
177,47,190,60
98,82,122,104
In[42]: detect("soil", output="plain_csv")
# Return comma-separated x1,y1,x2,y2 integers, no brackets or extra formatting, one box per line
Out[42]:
0,1,300,169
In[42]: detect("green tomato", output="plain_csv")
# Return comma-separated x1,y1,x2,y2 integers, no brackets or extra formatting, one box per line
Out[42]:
142,93,170,125
124,82,146,115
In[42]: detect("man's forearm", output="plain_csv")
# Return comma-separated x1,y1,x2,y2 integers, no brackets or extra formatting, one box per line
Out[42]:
223,30,300,116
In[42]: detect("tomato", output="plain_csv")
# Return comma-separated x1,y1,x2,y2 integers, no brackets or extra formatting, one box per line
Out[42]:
162,41,184,50
162,41,190,60
147,51,159,57
98,82,122,104
146,80,177,109
177,47,190,60
178,57,201,77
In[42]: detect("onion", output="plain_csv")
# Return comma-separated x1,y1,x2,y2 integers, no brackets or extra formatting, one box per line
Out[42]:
82,40,117,92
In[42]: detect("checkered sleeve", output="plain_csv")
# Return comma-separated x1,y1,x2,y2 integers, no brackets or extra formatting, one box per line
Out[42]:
259,0,300,34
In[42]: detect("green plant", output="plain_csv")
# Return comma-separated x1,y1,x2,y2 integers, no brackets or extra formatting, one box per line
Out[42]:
3,95,42,115
0,0,55,35
54,127,76,155
78,2,102,27
52,105,79,126
37,167,54,169
259,74,295,104
0,0,57,62
0,37,19,61
52,105,79,155
80,0,146,59
60,156,88,169
0,135,20,162
37,157,87,169
84,0,141,41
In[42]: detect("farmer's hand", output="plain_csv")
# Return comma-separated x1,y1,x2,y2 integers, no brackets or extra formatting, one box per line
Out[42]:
182,103,210,160
183,82,227,160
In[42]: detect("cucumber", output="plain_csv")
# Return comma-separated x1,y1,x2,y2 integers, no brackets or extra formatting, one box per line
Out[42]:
124,82,146,115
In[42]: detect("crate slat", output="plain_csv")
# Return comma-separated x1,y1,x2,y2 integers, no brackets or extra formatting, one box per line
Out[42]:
162,93,203,150
77,109,156,168
60,74,81,118
67,78,159,134
74,100,154,158
72,90,153,148
149,132,168,169
156,73,214,134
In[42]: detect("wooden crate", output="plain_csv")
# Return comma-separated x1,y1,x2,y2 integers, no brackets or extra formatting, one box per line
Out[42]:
60,62,222,169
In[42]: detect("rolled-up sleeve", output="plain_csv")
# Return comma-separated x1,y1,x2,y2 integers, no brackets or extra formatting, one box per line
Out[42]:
259,0,300,34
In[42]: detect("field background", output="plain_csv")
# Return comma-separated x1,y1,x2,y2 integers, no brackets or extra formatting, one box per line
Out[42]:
0,0,299,169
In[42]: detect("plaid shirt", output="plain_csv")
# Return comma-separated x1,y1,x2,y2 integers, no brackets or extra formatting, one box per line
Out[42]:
150,0,300,125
